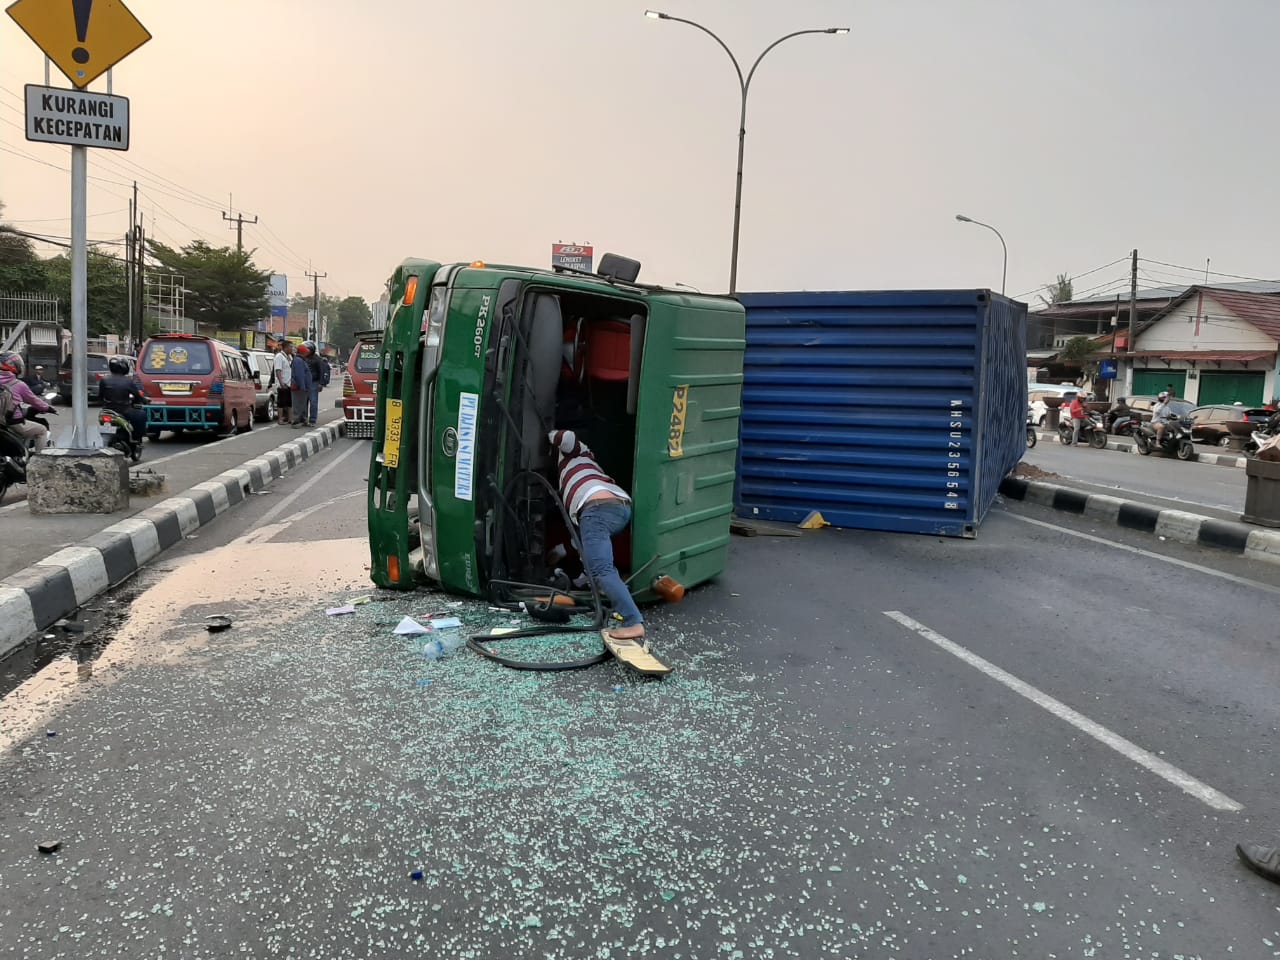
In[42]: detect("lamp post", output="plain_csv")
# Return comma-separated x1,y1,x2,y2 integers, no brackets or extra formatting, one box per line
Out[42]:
955,213,1007,296
645,10,849,295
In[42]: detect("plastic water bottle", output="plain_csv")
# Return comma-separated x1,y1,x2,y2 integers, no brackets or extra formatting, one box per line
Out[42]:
422,631,467,661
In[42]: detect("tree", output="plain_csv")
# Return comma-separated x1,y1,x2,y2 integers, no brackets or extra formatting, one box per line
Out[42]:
328,296,372,354
0,199,50,293
147,239,270,331
1057,335,1102,383
42,249,129,337
1039,272,1073,308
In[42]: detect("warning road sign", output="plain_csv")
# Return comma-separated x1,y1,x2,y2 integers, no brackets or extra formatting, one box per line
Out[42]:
6,0,152,89
25,84,129,150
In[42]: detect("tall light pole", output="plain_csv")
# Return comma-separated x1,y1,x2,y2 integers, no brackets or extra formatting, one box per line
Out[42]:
645,10,849,295
955,214,1007,295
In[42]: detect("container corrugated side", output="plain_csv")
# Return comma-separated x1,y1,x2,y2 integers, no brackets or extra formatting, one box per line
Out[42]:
735,290,1026,538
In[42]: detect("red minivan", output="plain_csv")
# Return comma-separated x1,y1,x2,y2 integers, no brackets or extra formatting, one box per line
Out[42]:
138,334,257,438
342,333,382,438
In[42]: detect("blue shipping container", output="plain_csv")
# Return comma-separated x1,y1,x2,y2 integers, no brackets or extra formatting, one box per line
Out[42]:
735,290,1027,538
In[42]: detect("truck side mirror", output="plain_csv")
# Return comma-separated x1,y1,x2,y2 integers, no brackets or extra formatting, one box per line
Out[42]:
597,253,640,283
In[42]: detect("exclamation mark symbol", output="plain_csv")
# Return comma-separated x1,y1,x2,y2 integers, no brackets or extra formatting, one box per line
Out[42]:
72,0,93,69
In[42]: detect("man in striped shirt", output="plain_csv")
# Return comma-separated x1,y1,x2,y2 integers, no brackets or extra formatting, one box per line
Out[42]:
549,429,644,640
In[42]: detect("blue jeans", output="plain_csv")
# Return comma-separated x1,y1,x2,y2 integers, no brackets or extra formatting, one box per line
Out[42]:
308,385,321,424
578,501,642,628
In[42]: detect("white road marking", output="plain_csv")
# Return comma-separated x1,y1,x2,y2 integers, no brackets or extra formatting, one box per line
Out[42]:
143,422,283,468
1005,512,1280,596
883,611,1243,813
232,442,365,545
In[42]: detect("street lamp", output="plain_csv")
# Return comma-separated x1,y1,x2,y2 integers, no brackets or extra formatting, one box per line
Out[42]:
645,10,849,294
955,213,1007,295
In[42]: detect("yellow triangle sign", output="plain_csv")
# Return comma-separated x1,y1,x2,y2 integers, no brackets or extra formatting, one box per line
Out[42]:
6,0,152,89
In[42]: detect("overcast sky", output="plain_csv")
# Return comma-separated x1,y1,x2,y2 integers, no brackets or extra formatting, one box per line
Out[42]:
3,0,1279,306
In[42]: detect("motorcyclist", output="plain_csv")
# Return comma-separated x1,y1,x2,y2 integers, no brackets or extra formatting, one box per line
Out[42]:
1150,391,1173,442
22,363,50,395
0,352,54,449
97,357,147,443
1106,396,1131,433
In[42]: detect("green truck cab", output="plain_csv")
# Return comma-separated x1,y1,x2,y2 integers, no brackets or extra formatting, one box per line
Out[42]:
366,255,745,606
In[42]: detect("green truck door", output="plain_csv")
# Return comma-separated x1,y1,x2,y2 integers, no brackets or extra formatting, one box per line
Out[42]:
628,297,745,600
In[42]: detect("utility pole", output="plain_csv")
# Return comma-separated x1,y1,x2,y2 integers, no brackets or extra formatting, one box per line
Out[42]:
1126,248,1138,397
125,196,134,353
305,269,326,343
222,207,258,253
134,221,146,345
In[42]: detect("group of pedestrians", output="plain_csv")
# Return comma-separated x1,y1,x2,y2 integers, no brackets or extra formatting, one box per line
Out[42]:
269,338,330,428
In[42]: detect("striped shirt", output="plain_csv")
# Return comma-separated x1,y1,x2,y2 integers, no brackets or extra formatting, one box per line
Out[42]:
549,429,630,521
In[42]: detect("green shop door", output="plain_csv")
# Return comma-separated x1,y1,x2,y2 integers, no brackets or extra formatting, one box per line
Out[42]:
1132,369,1186,398
1196,371,1265,406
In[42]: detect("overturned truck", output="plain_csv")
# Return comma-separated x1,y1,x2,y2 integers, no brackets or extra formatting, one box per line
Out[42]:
365,256,746,605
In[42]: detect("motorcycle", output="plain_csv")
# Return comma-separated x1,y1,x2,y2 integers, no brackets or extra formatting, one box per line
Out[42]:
1135,414,1197,461
1026,408,1037,449
0,424,27,504
1058,411,1108,449
1244,412,1280,457
99,409,143,462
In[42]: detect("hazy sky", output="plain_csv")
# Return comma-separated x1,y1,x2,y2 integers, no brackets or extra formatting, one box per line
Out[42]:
3,1,1279,306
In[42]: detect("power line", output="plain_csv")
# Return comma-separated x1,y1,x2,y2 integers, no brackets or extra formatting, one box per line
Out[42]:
1012,256,1129,301
1141,257,1280,285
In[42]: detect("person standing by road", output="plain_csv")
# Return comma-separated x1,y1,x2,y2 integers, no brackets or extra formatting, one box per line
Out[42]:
303,341,327,427
273,340,294,425
290,343,313,427
548,428,644,642
1067,393,1088,445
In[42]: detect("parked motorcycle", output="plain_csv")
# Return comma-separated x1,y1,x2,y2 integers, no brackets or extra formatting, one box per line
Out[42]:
1058,411,1108,449
1135,415,1197,461
1244,411,1280,456
99,409,143,462
1026,408,1037,448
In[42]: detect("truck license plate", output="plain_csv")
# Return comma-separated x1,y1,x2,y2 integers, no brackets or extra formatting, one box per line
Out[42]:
383,399,403,468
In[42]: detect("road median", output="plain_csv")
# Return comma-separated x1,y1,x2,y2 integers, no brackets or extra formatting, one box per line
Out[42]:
1000,472,1280,566
0,422,348,660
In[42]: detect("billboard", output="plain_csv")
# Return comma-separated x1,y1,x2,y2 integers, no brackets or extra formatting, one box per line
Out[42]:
269,274,288,318
551,243,593,274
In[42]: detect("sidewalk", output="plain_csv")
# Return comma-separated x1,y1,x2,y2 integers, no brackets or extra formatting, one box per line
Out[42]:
0,409,351,658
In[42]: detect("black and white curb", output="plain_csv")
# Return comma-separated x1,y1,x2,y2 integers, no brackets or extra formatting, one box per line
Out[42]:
1000,475,1280,566
1033,432,1248,469
0,423,345,660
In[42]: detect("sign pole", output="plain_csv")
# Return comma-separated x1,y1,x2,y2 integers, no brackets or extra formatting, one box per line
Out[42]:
68,143,96,449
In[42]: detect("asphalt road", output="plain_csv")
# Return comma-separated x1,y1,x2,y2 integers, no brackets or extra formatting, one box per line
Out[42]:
1,445,1277,959
1024,437,1247,515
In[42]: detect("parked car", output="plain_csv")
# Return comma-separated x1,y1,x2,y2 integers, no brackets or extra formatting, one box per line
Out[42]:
58,353,133,405
137,334,257,437
1028,384,1081,426
240,348,278,423
342,334,382,438
1126,395,1195,423
1188,404,1274,447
